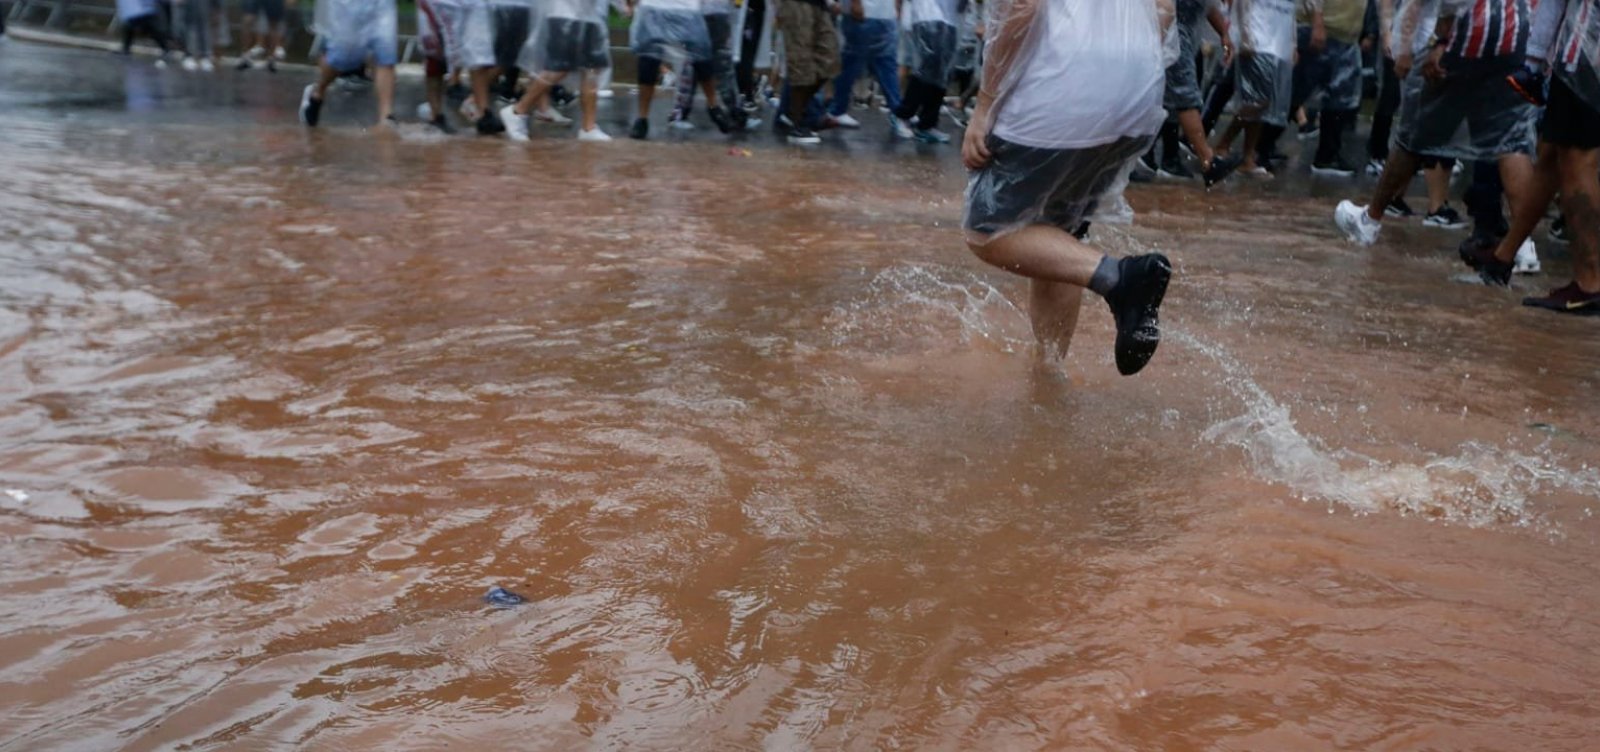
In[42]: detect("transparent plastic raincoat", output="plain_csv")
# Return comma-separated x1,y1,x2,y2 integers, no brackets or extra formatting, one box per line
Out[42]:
1550,0,1600,112
964,0,1170,241
523,0,614,74
417,0,496,71
903,0,963,85
632,0,714,62
316,0,400,70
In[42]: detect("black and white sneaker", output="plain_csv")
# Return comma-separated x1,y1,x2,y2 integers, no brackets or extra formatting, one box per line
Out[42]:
1423,204,1468,229
1103,253,1172,377
1202,155,1240,188
1157,157,1194,180
788,127,821,145
708,105,733,134
298,84,322,127
1384,197,1415,218
629,117,649,140
1311,157,1358,176
1550,215,1568,242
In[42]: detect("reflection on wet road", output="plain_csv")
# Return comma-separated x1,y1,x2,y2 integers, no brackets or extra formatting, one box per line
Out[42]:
3,39,1600,750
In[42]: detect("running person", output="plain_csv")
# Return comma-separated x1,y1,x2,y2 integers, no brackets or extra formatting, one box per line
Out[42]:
962,0,1176,375
297,0,399,129
417,0,503,134
500,0,614,141
1465,0,1600,312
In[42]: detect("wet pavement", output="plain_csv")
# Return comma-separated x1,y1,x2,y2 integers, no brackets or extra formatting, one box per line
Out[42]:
4,37,1600,751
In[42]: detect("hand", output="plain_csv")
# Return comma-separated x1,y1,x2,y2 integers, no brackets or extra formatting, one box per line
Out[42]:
961,101,995,170
1395,50,1413,78
1422,45,1447,81
1311,24,1326,52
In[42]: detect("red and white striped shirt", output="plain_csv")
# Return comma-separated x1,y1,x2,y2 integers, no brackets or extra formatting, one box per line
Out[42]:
1444,0,1533,58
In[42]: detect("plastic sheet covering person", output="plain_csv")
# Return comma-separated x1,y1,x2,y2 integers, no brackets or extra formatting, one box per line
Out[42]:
315,0,399,72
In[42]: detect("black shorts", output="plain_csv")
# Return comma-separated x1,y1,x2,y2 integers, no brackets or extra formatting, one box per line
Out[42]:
242,0,284,22
964,135,1150,237
543,18,608,73
1542,71,1600,150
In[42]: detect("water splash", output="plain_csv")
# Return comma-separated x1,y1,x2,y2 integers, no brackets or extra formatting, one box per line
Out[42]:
827,264,1033,354
1180,331,1600,527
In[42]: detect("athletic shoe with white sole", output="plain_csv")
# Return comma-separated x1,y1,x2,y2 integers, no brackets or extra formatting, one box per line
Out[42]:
1513,238,1541,274
832,113,861,128
1335,200,1381,246
500,104,530,141
298,84,321,127
535,107,572,125
577,127,612,142
1423,204,1468,229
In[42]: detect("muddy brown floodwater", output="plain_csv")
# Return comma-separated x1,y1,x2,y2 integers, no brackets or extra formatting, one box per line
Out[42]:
4,41,1600,752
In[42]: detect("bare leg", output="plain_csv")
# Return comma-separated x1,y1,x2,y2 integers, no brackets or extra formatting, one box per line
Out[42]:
1029,280,1084,360
1178,109,1215,167
1239,122,1264,172
967,224,1104,286
579,75,599,131
1365,147,1422,222
374,65,395,123
638,84,656,119
1493,142,1561,262
1423,164,1451,212
698,77,721,109
1557,146,1600,291
426,72,444,119
313,59,338,99
1497,152,1536,227
470,66,495,115
238,13,257,53
510,71,564,117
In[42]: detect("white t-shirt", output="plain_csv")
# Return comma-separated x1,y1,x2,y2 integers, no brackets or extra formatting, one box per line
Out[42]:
546,0,608,20
1391,0,1441,57
992,0,1165,150
1235,0,1298,59
857,0,898,20
905,0,959,26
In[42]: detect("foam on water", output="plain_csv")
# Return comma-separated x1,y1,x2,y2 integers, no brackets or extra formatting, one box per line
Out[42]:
827,264,1033,354
1180,331,1600,528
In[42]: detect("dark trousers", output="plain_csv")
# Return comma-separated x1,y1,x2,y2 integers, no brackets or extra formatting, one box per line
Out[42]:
1368,56,1401,160
1466,160,1509,236
122,13,171,53
736,0,765,99
894,77,943,130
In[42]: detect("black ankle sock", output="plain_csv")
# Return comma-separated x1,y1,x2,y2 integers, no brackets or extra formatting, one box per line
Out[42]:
1089,256,1121,297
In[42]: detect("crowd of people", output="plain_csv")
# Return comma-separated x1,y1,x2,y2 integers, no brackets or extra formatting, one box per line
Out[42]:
89,0,1600,367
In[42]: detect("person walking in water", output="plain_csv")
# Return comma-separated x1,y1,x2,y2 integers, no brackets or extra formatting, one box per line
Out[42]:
961,0,1177,376
297,0,399,129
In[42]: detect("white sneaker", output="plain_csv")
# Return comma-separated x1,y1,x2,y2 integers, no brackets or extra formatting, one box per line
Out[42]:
247,45,266,60
833,113,861,129
416,102,435,120
459,99,481,121
273,46,286,61
1513,238,1541,274
199,58,215,72
535,107,573,125
890,114,913,139
1364,158,1384,177
181,56,199,71
577,126,612,142
597,89,614,99
154,58,168,69
669,118,695,130
1335,200,1382,246
500,104,530,142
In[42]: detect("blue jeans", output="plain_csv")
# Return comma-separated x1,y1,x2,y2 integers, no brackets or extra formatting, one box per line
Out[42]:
830,18,900,116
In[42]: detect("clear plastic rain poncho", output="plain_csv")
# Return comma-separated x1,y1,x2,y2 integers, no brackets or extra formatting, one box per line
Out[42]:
965,0,1169,242
523,0,614,76
903,0,963,85
632,0,714,62
115,0,157,22
315,0,399,64
417,0,496,72
1550,0,1600,112
1389,0,1538,161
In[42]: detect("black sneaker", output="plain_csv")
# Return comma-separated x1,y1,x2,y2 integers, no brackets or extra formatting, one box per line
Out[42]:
788,127,821,145
1424,204,1468,229
235,57,252,71
430,114,457,134
1103,253,1172,376
1523,281,1600,314
1550,215,1567,242
773,112,794,136
476,109,505,135
446,83,470,103
266,59,277,73
1311,157,1358,176
1202,155,1240,188
298,84,322,127
1459,236,1514,286
708,105,733,134
1384,197,1415,218
629,117,649,140
1506,66,1548,106
1157,157,1194,180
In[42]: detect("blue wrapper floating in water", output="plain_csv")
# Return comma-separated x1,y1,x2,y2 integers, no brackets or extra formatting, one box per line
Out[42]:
483,586,526,607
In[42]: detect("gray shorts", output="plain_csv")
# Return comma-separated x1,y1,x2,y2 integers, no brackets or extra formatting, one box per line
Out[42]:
964,135,1151,238
1233,52,1293,126
242,0,284,22
1397,55,1537,159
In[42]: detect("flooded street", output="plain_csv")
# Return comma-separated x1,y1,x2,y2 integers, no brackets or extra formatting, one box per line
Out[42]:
4,40,1600,750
